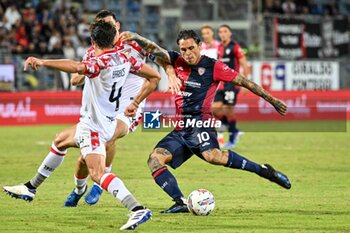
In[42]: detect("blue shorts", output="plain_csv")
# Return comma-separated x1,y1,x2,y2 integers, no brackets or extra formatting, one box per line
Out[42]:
155,127,219,169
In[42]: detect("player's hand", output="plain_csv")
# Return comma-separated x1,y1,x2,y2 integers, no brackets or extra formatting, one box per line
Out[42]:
168,76,182,94
120,31,138,43
272,98,287,116
24,57,44,71
124,102,138,117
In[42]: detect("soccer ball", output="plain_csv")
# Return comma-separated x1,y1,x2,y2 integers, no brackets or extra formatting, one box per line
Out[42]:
187,189,215,216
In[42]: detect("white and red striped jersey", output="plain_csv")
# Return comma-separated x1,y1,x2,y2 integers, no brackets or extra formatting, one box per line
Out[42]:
83,40,148,118
200,40,220,59
80,48,143,141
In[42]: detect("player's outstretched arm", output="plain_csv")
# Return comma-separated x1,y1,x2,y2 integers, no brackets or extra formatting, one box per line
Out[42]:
154,58,181,94
24,57,86,74
124,64,161,117
120,31,171,64
233,74,288,115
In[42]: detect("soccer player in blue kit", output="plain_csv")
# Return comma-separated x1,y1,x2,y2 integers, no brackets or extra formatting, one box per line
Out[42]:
121,29,291,213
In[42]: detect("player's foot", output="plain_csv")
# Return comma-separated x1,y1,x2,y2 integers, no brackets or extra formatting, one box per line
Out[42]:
233,130,244,143
160,197,189,213
217,133,225,148
84,184,103,205
259,164,291,189
222,141,236,149
3,184,36,202
223,131,244,148
119,208,152,230
64,185,87,207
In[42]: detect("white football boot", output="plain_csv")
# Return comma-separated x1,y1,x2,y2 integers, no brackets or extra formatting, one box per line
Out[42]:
3,184,36,202
119,208,152,230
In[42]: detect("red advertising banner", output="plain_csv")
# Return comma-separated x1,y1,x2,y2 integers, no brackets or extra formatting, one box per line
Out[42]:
0,90,349,126
0,91,82,125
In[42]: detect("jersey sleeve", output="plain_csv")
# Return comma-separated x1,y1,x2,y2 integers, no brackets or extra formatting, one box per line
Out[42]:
82,55,111,78
82,58,101,78
168,50,180,66
128,55,144,73
126,41,149,58
234,44,245,60
213,61,239,82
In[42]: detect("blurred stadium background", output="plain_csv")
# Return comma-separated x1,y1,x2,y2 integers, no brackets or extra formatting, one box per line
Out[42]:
0,0,349,127
0,1,350,232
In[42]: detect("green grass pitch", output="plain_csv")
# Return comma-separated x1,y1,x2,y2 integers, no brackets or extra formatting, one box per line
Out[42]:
0,122,349,233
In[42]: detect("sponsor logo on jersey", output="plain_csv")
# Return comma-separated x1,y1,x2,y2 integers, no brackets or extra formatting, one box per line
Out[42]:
177,66,184,71
143,110,162,129
184,80,201,88
113,68,126,79
178,91,192,97
198,67,206,76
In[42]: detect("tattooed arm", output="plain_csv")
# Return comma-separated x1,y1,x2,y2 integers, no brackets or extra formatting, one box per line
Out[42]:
233,74,287,115
154,57,182,94
120,31,171,64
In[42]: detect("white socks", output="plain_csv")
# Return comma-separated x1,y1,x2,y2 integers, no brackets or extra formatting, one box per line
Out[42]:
100,173,131,202
37,143,66,177
74,175,88,195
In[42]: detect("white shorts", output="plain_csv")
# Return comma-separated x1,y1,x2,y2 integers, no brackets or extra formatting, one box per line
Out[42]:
74,122,107,158
116,109,143,134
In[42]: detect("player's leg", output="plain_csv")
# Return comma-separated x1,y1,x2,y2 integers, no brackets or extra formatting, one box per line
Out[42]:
149,130,193,213
84,119,129,205
222,88,242,148
212,91,226,147
64,155,89,207
3,125,77,201
85,153,151,230
224,104,238,146
201,149,291,189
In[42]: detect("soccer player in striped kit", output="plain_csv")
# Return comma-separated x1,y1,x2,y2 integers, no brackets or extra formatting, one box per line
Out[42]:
4,20,160,230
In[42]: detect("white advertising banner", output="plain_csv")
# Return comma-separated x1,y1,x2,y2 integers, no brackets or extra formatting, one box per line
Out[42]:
0,64,15,91
251,61,339,91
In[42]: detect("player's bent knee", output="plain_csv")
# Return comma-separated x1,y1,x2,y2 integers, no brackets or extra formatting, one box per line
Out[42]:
53,133,67,150
89,168,105,184
147,151,169,173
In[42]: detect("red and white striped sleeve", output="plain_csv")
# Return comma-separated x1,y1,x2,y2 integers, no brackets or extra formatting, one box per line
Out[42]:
128,55,144,73
82,55,111,78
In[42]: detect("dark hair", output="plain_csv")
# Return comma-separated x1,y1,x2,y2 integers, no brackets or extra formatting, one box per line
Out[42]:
219,24,232,32
90,20,116,49
95,9,117,21
176,30,201,45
